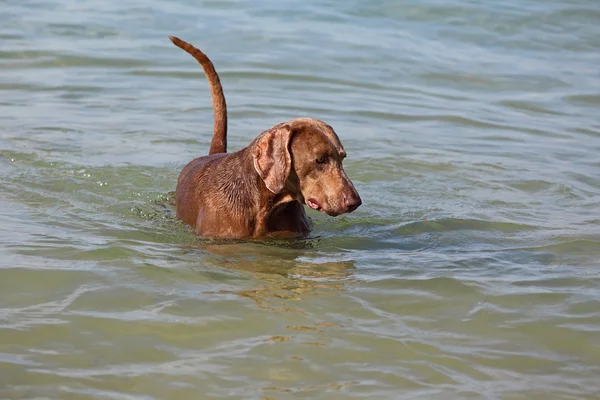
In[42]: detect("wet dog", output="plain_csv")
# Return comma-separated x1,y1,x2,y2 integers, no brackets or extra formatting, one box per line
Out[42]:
170,36,361,238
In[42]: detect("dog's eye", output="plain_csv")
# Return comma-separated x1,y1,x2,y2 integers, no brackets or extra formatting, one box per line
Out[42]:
316,156,328,164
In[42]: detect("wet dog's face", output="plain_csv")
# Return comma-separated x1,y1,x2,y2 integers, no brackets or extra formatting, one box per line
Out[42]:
288,120,361,216
253,118,361,216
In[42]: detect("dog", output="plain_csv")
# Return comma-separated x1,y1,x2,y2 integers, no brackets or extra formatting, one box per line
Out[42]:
169,36,361,239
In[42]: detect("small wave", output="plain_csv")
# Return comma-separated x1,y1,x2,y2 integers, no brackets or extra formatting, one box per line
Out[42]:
392,218,537,235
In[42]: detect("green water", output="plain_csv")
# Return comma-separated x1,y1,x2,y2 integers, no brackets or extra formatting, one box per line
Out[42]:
1,0,600,399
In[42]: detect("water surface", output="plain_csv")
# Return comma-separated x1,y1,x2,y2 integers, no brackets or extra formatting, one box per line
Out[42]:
1,0,600,398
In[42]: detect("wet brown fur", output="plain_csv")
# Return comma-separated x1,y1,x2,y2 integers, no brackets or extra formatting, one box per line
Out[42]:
170,36,361,239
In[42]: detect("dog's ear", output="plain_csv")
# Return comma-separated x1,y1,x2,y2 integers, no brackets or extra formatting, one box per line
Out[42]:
252,123,294,194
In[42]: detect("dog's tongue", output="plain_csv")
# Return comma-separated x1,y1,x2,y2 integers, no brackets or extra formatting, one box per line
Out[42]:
306,199,320,210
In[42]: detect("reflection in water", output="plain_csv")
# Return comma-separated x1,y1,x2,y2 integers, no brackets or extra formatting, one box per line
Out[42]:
174,242,361,397
189,241,358,313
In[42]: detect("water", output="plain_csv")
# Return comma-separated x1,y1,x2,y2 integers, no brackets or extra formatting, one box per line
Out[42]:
1,0,600,398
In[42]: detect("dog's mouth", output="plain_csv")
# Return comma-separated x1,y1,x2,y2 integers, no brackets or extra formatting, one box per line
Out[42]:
306,198,342,217
306,198,321,211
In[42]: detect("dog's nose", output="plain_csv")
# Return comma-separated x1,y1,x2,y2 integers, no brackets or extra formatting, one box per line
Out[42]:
343,190,362,213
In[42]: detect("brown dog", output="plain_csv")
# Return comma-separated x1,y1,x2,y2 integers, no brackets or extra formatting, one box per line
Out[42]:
169,36,361,239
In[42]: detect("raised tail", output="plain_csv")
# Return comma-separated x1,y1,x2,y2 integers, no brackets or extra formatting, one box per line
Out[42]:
169,36,227,154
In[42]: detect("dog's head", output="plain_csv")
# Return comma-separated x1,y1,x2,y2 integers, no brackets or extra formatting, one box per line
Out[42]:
252,118,361,216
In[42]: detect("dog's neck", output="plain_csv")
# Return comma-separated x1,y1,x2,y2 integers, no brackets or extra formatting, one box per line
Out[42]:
218,149,300,237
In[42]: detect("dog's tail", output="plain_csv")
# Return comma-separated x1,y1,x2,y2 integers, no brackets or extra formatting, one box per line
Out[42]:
169,36,227,154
